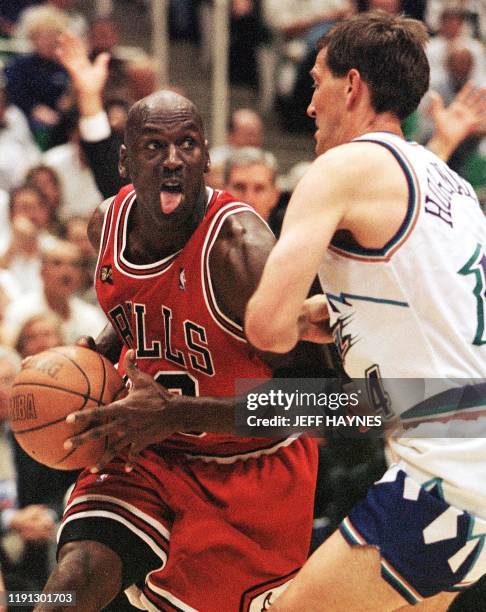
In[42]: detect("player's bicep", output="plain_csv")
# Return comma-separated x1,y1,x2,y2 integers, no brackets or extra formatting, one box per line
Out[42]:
208,211,275,326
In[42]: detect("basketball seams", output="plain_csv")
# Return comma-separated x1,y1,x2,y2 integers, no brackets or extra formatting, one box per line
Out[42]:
48,347,92,398
13,415,70,434
97,352,108,405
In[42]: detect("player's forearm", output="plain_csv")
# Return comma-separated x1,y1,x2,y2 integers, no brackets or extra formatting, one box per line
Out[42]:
179,396,235,434
75,88,104,118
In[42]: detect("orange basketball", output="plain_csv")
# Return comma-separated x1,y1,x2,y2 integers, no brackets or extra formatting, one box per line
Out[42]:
8,345,126,470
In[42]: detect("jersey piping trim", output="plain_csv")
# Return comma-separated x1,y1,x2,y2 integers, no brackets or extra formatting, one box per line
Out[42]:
182,435,300,463
341,516,422,604
98,197,115,266
201,201,258,342
94,196,116,287
142,585,198,612
114,190,181,277
329,137,421,262
400,382,486,427
60,494,170,565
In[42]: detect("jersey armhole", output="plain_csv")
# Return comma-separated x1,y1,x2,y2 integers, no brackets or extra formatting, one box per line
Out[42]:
201,203,259,342
330,139,421,262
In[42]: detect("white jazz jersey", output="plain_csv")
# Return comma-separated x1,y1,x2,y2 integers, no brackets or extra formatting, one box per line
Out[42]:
319,132,486,516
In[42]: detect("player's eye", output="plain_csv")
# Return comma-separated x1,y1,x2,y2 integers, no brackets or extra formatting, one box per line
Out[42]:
180,138,195,151
146,141,161,151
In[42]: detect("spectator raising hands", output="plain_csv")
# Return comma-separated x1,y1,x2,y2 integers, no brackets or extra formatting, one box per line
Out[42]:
427,81,486,161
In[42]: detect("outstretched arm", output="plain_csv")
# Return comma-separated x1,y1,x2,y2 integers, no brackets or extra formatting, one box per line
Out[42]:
426,82,486,161
56,31,126,197
56,31,109,119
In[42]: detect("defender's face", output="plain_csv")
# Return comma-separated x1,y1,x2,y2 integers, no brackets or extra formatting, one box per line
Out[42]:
307,49,347,156
123,105,209,224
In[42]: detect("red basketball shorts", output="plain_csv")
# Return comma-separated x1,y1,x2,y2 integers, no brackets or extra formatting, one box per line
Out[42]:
58,437,317,611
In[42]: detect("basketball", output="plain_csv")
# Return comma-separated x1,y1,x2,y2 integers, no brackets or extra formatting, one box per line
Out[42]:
8,345,126,470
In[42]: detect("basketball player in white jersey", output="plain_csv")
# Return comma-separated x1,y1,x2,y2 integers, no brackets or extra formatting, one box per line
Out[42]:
246,11,486,611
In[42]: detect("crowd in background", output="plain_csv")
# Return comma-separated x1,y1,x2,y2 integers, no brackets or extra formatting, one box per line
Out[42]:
0,0,484,605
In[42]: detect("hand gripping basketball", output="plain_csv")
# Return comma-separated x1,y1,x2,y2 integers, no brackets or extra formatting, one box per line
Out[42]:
9,345,126,470
64,350,185,473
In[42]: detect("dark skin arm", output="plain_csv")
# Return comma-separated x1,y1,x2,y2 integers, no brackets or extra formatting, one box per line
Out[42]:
65,211,331,471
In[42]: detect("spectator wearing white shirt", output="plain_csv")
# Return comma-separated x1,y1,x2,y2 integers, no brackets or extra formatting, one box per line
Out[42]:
0,185,57,296
4,239,106,345
41,109,102,221
0,78,41,193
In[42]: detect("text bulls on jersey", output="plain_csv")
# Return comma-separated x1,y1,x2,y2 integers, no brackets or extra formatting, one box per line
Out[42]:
108,302,215,376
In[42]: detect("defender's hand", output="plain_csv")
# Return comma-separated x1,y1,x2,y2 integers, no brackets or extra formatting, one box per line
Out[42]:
298,295,333,344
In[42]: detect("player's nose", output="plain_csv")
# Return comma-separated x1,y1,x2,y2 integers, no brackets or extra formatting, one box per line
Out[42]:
307,102,316,119
163,144,183,169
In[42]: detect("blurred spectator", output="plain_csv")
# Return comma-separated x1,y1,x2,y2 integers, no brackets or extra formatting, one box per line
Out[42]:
4,5,70,149
0,1,41,38
64,215,98,304
0,346,56,592
87,17,127,101
360,0,400,12
426,0,486,41
264,0,352,44
224,147,280,222
0,185,57,296
25,164,63,232
427,7,486,91
0,76,41,193
41,108,102,221
265,0,354,130
4,238,106,345
13,312,63,357
417,45,486,187
16,0,87,42
229,0,270,89
209,108,264,188
125,55,158,102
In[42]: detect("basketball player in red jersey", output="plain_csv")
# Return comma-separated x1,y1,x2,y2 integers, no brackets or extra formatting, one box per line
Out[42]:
36,90,329,612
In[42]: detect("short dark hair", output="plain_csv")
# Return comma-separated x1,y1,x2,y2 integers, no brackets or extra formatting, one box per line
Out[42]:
318,11,430,120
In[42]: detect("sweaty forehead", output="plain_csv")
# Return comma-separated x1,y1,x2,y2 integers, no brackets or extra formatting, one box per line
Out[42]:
127,95,204,141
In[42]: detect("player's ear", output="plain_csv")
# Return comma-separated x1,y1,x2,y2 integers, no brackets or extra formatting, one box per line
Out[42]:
204,151,211,174
345,69,361,109
119,144,129,178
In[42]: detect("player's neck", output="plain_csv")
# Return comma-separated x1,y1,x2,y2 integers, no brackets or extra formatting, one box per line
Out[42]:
351,112,403,141
127,194,206,264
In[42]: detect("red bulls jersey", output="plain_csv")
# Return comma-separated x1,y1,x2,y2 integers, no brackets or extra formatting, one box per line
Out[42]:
95,184,286,457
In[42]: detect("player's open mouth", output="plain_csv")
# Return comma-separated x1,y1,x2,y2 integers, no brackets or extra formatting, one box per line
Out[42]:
160,181,184,214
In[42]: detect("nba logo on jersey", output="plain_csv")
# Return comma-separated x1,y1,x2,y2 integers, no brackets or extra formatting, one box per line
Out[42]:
179,268,186,290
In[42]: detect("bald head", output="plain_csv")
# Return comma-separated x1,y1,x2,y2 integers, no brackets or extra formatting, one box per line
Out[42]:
229,108,264,148
125,90,205,147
